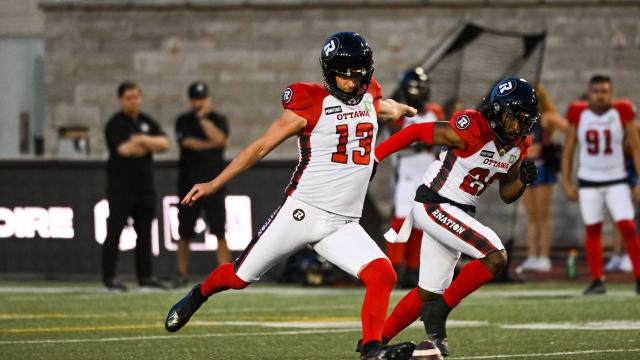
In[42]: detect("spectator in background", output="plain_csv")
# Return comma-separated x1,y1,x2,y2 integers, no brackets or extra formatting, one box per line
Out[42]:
519,85,568,272
442,97,464,124
386,67,443,288
103,81,169,291
173,82,230,288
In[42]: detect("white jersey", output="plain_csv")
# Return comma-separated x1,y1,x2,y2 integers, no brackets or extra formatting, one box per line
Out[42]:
392,108,441,217
566,100,636,182
281,80,382,217
422,110,531,208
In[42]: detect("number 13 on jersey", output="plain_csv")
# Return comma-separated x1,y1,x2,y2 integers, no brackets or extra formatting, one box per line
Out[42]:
331,123,374,165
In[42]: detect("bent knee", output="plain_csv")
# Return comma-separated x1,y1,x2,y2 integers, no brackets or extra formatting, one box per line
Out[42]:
360,258,397,288
417,287,441,302
480,249,507,276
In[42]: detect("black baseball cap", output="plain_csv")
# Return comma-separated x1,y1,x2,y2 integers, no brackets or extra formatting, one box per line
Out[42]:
188,81,209,99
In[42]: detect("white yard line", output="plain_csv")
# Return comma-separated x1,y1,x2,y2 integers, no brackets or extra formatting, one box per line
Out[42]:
0,286,635,297
0,328,360,345
501,320,640,330
449,348,640,359
190,320,488,329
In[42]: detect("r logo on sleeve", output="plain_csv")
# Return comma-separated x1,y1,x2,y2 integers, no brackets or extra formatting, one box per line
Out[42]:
282,88,293,104
455,114,471,130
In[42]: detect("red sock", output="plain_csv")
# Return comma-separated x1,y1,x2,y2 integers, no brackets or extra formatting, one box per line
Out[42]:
584,223,603,280
386,243,405,266
442,259,493,308
616,220,640,278
359,258,397,345
382,288,422,340
200,263,250,297
387,218,407,265
404,229,422,269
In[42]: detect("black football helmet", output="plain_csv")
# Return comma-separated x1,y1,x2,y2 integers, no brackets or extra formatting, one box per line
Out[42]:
485,77,540,146
398,67,430,110
319,32,374,105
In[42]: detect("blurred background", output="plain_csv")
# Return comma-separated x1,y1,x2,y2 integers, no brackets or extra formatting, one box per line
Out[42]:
1,0,639,282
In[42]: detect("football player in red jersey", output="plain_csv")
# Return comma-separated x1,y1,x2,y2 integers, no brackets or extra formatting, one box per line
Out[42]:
386,67,443,288
164,32,418,360
562,74,640,295
371,78,539,357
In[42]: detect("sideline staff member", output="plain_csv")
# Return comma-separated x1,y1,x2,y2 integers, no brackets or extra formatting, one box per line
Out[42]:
174,82,230,287
103,81,169,291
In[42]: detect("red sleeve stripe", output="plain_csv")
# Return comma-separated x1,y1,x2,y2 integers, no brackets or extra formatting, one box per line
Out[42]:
374,122,435,161
285,134,312,196
429,150,457,192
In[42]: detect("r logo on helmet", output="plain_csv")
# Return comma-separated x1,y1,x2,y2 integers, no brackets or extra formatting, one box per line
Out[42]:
282,88,293,104
455,115,471,130
497,80,518,96
322,37,339,59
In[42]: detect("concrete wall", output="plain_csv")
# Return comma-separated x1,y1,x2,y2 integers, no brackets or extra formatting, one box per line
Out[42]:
39,0,640,247
0,0,44,36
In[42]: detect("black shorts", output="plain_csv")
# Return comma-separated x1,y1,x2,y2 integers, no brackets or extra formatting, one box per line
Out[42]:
178,190,226,239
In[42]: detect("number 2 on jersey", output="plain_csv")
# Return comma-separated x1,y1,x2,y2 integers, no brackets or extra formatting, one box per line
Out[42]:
459,167,506,196
331,123,374,165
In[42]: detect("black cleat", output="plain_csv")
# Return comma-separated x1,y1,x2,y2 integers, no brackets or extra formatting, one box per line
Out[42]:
583,279,606,295
419,297,452,357
165,284,208,332
362,342,416,360
356,336,391,354
104,277,127,292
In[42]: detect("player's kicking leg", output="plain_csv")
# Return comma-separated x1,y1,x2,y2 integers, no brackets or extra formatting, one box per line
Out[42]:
313,221,416,360
165,198,311,332
382,202,506,357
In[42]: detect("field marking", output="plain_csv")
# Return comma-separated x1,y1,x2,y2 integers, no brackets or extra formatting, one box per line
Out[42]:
0,286,637,297
0,328,361,345
449,348,640,359
0,324,162,333
191,319,488,329
0,319,488,334
0,303,357,321
501,320,640,330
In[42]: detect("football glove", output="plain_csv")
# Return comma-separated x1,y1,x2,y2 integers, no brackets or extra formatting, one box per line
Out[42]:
519,159,538,185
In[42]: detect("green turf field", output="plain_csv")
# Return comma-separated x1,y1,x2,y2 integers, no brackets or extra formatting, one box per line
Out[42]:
1,281,639,359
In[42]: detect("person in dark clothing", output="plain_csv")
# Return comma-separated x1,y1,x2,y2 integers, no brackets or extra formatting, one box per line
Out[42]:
173,82,230,288
103,81,169,291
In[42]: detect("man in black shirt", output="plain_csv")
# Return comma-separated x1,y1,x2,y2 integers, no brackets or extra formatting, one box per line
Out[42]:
174,82,230,287
103,81,169,291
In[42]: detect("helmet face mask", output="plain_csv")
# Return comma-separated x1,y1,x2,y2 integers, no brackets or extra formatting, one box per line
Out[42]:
320,32,374,105
487,78,540,146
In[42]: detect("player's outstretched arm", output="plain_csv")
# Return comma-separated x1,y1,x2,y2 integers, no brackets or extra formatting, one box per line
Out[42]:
377,99,417,123
375,121,463,162
181,109,307,206
561,124,578,201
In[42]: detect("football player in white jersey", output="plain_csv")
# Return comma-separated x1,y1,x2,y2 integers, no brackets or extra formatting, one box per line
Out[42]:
372,78,540,357
562,74,640,295
386,67,443,288
164,32,418,360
